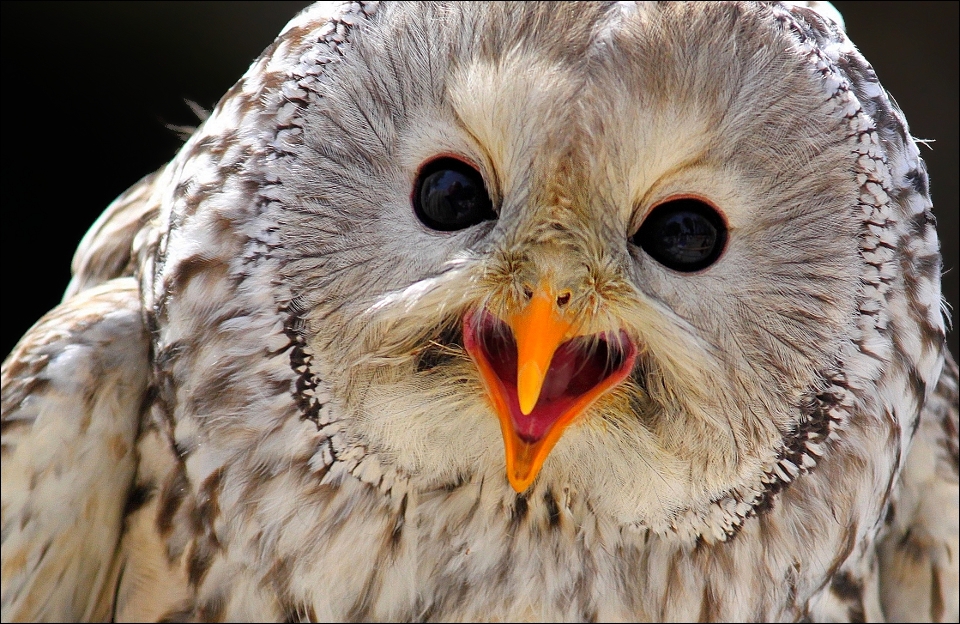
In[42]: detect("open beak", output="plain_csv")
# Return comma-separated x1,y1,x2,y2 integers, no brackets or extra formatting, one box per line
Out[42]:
463,287,636,492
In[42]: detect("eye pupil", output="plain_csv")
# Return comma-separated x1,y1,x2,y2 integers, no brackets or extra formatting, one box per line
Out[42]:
632,198,727,272
414,158,496,231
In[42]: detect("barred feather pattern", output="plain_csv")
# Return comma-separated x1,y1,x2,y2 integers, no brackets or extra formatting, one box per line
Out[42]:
2,2,956,622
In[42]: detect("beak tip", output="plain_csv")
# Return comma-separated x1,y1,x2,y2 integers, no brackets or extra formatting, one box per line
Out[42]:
517,362,544,416
508,472,534,493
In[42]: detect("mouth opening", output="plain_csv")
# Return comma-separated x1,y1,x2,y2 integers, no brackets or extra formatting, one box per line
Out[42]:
465,311,636,443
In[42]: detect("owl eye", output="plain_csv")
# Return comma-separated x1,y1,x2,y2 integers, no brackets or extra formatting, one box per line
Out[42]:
631,197,727,272
413,158,496,231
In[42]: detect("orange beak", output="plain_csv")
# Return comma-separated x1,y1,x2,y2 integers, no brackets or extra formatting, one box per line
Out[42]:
464,287,636,492
509,290,575,416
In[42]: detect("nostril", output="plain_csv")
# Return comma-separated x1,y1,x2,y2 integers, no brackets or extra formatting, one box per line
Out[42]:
522,284,534,300
556,292,571,307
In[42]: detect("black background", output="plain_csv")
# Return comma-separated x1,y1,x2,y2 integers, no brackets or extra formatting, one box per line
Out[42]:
2,2,957,362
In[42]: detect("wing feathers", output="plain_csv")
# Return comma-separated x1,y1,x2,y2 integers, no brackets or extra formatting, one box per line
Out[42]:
879,351,960,622
65,171,162,300
2,278,150,622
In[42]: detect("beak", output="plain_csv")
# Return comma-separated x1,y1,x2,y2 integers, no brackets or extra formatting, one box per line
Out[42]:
464,286,636,492
509,290,574,415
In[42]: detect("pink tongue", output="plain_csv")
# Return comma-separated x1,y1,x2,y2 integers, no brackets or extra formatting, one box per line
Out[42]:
540,352,577,403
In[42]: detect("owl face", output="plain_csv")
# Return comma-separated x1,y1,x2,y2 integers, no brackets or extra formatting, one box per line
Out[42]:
265,2,868,525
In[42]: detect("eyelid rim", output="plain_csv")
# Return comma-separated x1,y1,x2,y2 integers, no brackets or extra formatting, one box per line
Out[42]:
631,193,728,237
413,152,484,181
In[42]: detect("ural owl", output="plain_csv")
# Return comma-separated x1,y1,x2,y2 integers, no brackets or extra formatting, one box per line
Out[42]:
2,2,957,622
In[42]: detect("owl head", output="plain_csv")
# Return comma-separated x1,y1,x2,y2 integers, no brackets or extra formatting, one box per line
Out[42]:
150,1,944,532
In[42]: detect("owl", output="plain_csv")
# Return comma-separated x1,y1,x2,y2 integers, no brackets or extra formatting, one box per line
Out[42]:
2,1,957,621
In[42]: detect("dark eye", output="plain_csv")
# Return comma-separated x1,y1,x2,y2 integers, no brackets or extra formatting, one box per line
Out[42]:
631,197,727,272
413,158,496,231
